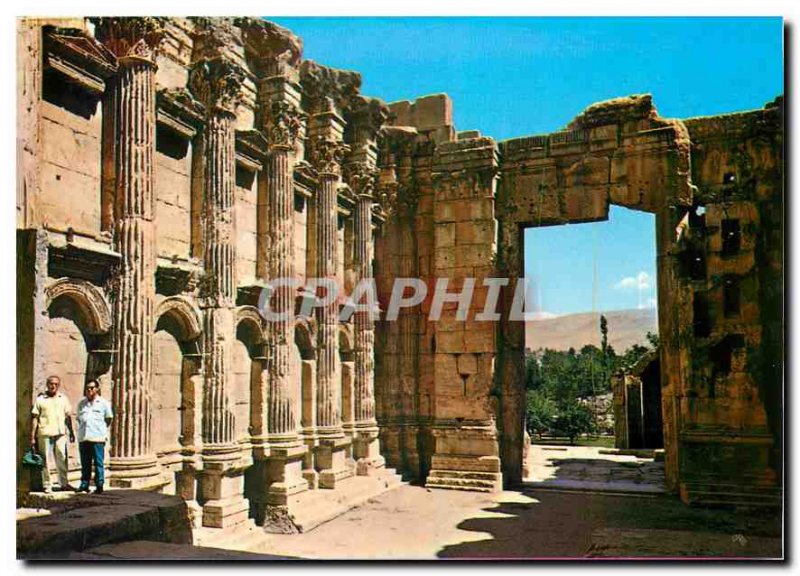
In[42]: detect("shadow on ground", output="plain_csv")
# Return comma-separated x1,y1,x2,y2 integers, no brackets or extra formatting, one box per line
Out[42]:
436,488,782,559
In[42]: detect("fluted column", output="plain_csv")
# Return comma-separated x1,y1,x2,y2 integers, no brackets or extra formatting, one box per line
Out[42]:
94,17,164,486
200,111,237,446
263,100,304,443
315,165,342,436
188,53,250,528
188,57,243,450
353,191,377,427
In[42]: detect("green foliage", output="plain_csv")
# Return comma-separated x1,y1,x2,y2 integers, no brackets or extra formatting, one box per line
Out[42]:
526,390,556,438
524,326,658,441
551,401,594,444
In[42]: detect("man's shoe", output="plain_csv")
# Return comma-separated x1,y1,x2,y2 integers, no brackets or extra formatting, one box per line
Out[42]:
77,485,90,493
42,486,52,494
93,486,104,495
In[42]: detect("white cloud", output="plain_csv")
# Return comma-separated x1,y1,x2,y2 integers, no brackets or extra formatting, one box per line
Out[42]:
526,311,559,321
638,297,657,310
614,271,652,290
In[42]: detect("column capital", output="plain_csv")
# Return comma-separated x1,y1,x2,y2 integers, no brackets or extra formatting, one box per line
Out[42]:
188,56,246,117
309,136,349,177
92,17,165,64
344,161,378,199
266,100,306,150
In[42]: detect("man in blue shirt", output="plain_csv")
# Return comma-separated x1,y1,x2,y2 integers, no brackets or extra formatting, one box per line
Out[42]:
76,381,113,494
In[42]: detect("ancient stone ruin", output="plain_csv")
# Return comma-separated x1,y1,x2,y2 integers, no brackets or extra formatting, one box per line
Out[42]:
17,16,783,530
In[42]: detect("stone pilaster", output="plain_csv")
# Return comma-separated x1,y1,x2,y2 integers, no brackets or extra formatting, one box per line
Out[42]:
188,54,249,528
94,17,166,489
241,21,310,524
308,102,353,488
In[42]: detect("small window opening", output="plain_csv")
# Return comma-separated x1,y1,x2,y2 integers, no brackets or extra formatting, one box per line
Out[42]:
156,125,189,160
721,219,741,257
723,277,741,318
693,291,711,338
236,165,256,190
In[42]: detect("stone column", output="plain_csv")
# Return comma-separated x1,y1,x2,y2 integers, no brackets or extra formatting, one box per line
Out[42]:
258,74,310,525
189,55,249,528
346,160,385,474
308,102,353,488
94,18,165,488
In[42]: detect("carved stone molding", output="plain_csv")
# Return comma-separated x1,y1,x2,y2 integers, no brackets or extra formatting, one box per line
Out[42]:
92,17,165,63
45,278,113,335
155,296,204,341
237,17,303,77
300,60,361,115
188,56,246,116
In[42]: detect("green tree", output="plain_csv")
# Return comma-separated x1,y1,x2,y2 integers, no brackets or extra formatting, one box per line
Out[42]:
526,389,556,438
552,401,594,444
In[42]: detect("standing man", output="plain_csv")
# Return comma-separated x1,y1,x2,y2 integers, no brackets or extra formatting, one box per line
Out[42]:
76,380,113,494
30,375,75,493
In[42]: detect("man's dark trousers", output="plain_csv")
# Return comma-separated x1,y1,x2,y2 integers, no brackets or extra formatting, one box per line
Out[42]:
79,441,105,488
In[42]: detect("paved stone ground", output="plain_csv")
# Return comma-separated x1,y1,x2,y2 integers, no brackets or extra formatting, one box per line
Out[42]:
248,483,782,559
525,445,666,493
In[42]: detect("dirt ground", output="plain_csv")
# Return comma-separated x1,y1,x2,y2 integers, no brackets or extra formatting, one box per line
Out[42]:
253,483,782,559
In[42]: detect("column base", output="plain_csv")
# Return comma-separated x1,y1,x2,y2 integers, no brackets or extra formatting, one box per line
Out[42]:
108,455,168,490
199,445,249,529
315,436,354,489
424,424,503,493
354,427,385,476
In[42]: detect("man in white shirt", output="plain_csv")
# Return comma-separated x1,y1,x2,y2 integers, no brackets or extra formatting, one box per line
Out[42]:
76,380,113,494
30,375,75,493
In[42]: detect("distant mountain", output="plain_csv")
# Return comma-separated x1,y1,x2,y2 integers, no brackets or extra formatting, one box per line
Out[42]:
526,308,657,353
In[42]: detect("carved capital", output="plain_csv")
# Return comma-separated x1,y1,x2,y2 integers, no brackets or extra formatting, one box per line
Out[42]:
375,181,399,217
92,17,165,63
309,137,349,176
344,162,378,199
266,100,306,149
188,56,246,116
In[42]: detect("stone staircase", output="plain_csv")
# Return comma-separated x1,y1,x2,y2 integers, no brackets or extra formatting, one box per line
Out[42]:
194,518,275,553
680,482,782,508
425,469,502,493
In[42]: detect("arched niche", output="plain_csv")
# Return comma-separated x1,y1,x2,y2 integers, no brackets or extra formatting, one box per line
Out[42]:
153,295,204,493
234,306,266,443
43,278,113,404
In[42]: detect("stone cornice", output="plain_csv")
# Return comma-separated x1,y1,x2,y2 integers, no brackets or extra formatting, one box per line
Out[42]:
300,59,361,115
156,88,205,139
43,26,117,94
237,17,303,78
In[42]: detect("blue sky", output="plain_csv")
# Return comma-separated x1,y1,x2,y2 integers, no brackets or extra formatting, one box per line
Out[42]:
270,17,783,315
